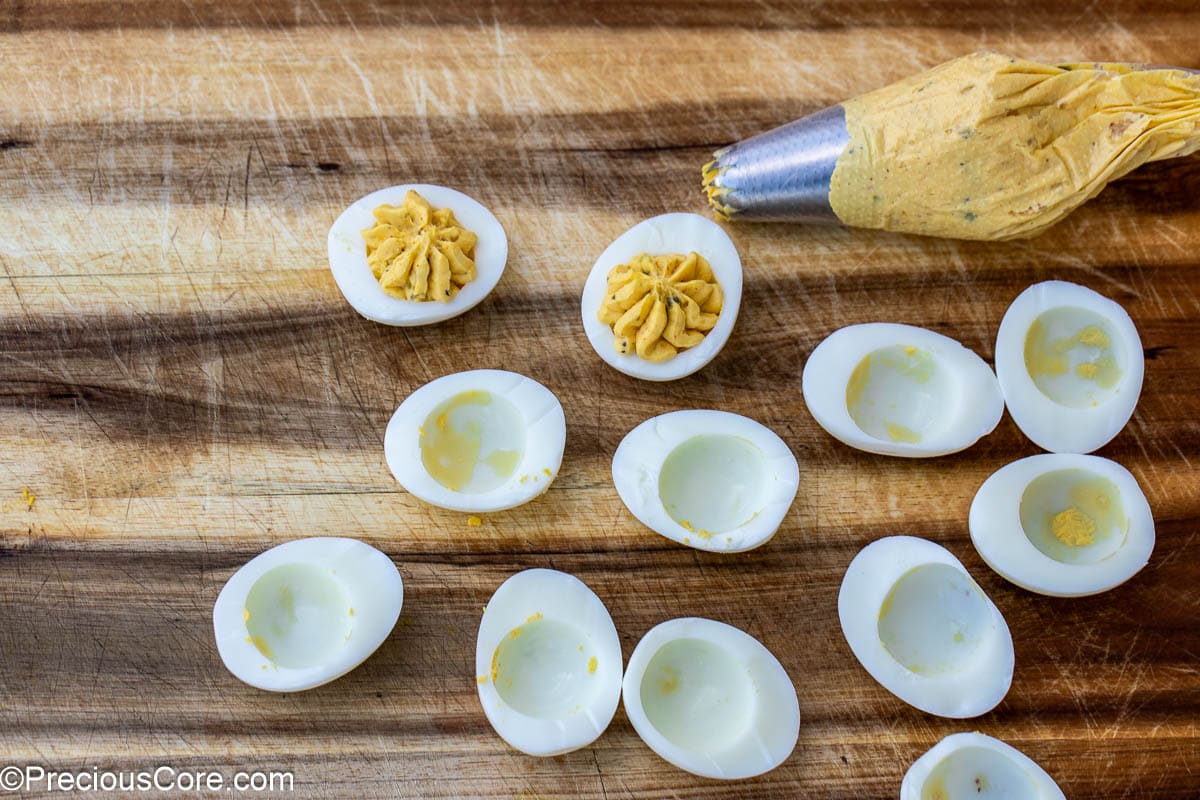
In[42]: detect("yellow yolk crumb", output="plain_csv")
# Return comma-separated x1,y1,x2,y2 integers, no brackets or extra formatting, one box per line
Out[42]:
250,635,274,660
361,189,478,302
885,421,922,443
525,612,543,623
587,657,598,674
1077,326,1110,348
243,608,251,622
598,252,723,363
1051,507,1097,547
348,607,355,617
20,487,35,509
542,467,553,477
467,515,483,527
658,666,680,695
477,675,487,684
679,519,695,531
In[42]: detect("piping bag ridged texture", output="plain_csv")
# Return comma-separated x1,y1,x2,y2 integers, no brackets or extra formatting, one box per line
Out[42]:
708,52,1200,241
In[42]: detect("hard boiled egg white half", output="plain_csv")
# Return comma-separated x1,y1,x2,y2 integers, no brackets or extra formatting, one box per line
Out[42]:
385,370,566,513
803,323,1004,457
475,569,622,756
621,617,800,780
213,537,403,692
838,536,1013,718
901,732,1066,800
328,183,508,326
612,410,800,553
995,280,1143,453
970,453,1155,597
581,213,743,381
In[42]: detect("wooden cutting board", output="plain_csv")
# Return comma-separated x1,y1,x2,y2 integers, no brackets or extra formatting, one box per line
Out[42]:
2,2,1198,798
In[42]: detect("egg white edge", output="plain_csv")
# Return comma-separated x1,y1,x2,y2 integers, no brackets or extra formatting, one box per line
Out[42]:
837,536,1014,719
620,616,801,781
611,409,799,553
899,731,1066,800
801,323,1005,458
212,537,403,692
995,280,1144,454
474,568,623,757
969,453,1155,597
384,369,566,513
580,213,743,382
327,183,508,326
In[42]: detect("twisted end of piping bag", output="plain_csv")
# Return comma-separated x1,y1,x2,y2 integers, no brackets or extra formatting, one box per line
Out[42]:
703,52,1200,241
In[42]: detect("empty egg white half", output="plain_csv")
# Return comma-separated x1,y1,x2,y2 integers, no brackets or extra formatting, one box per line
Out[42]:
327,183,508,326
475,569,622,756
213,537,403,692
580,213,743,381
995,280,1143,454
901,732,1066,800
612,410,799,553
385,369,566,513
970,453,1154,597
802,323,1004,457
622,617,800,780
838,537,1013,718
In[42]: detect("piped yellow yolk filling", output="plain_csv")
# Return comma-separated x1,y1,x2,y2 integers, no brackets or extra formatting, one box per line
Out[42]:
361,189,478,302
701,159,734,219
597,252,723,363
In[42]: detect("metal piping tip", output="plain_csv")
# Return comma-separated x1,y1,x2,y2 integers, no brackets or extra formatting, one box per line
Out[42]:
703,104,849,224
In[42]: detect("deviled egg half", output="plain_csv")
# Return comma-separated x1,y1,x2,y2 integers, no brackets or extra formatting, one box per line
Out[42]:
385,370,566,513
901,732,1066,800
995,280,1143,453
328,183,507,326
213,538,403,692
970,453,1155,597
622,617,800,780
612,410,799,552
803,323,1004,457
581,213,743,381
475,569,622,756
839,537,1013,718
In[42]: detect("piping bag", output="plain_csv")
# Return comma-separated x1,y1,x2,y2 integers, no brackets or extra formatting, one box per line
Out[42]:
703,52,1200,241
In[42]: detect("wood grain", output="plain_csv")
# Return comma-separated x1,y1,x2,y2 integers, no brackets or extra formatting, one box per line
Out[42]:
2,2,1199,798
